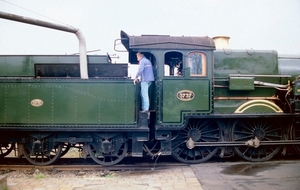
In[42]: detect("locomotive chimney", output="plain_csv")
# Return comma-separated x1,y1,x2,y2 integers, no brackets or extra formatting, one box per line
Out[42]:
212,36,230,49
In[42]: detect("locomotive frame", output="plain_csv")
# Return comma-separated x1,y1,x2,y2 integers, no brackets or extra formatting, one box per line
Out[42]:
0,12,300,166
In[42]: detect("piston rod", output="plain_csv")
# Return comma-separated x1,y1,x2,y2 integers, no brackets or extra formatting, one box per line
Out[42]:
186,138,300,149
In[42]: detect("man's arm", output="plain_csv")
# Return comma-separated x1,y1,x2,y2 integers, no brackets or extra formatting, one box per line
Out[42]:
135,60,145,79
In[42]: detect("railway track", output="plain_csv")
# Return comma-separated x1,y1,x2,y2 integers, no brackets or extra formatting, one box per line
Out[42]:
1,154,299,173
1,145,299,174
0,156,187,173
0,162,187,172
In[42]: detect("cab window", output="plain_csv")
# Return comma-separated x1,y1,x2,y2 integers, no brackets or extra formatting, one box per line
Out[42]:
164,51,183,76
187,52,207,76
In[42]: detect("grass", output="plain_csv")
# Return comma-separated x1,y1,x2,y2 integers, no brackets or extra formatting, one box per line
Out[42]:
104,173,115,178
35,173,45,179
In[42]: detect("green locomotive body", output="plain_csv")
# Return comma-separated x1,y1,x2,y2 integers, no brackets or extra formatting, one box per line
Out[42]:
1,12,300,166
0,55,137,127
0,79,136,126
214,50,283,114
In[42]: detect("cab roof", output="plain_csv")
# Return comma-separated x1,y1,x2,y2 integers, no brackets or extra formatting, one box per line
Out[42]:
120,30,215,51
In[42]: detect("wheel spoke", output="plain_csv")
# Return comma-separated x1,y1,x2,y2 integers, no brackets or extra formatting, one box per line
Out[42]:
172,140,187,149
172,119,220,164
0,143,15,158
231,119,282,162
291,124,300,155
201,135,220,140
233,130,254,135
201,128,219,135
239,122,255,132
242,146,250,155
265,127,282,134
23,140,62,166
88,136,128,166
177,146,186,156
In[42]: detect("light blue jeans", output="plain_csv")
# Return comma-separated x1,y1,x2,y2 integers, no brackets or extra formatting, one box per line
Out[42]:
140,81,152,111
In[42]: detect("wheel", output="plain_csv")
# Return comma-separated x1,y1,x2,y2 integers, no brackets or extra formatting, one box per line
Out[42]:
60,143,71,157
23,140,62,166
171,119,221,164
231,118,283,161
291,123,300,155
88,135,128,166
0,142,15,158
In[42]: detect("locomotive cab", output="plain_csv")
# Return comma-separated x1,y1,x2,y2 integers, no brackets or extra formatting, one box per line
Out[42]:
118,30,216,128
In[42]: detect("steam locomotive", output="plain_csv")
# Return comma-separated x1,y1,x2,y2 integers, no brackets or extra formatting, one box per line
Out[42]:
0,12,299,166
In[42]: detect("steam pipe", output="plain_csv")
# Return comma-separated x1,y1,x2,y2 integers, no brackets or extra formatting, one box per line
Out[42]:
254,81,288,88
75,29,88,79
0,11,88,79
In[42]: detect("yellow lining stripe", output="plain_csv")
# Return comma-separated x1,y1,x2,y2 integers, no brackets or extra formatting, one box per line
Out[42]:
234,100,283,113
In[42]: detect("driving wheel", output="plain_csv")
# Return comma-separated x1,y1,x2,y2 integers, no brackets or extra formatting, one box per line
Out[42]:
231,118,283,161
172,119,221,164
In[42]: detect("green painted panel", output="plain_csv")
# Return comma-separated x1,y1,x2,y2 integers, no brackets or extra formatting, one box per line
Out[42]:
214,100,247,114
0,80,136,126
0,56,35,76
0,84,30,123
162,79,211,123
214,50,279,78
28,84,57,123
229,77,254,90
